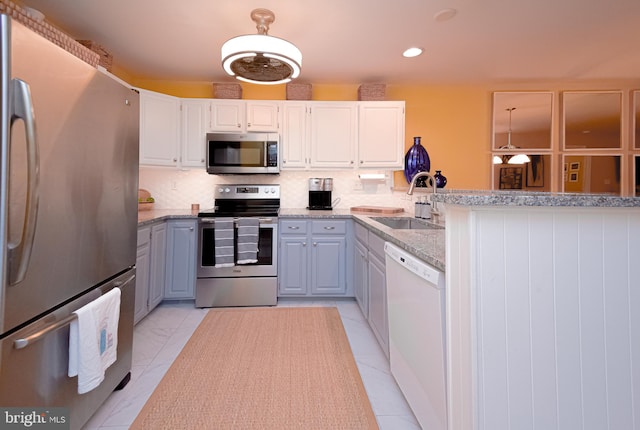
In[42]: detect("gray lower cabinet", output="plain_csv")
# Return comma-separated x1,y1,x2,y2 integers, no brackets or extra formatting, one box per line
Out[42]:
353,239,368,316
354,222,388,358
135,222,167,324
279,218,351,296
164,219,197,300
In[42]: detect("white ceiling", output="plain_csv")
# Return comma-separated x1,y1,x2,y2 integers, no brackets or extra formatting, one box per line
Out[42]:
20,0,640,85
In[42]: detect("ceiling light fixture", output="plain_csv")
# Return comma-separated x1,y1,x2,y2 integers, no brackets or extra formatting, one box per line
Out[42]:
493,107,531,165
433,8,458,22
221,8,302,85
403,47,423,58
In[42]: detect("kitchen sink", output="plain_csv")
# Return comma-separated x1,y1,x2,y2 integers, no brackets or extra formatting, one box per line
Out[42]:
370,217,444,230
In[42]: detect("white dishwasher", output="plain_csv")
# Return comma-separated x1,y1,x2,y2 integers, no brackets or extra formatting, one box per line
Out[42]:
384,242,447,430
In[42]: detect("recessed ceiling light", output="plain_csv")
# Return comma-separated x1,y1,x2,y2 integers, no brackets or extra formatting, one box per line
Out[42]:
403,47,423,58
434,8,457,22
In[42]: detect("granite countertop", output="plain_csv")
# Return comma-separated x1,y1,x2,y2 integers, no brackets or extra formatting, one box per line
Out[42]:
279,208,445,271
139,208,446,271
137,209,198,226
430,189,640,207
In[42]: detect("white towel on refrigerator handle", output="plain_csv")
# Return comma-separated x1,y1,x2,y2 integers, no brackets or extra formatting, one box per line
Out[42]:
68,287,121,394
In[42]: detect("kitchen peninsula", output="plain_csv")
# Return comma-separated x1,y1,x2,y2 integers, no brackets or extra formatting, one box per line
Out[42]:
432,191,640,430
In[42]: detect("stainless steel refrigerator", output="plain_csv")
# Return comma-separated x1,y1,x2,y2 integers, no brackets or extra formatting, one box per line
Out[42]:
0,15,139,429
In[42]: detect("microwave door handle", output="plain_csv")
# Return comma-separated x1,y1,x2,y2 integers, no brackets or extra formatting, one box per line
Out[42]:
8,78,39,286
264,141,268,166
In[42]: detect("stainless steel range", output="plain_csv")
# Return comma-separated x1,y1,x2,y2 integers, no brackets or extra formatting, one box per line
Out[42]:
196,184,280,307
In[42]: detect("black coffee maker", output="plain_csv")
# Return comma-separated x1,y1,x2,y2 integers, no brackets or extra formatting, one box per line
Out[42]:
308,178,333,210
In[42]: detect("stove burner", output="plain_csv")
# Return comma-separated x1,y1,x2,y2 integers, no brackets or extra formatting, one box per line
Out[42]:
199,184,280,218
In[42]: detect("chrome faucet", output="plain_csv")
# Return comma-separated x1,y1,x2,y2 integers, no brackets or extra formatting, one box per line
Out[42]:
407,171,441,221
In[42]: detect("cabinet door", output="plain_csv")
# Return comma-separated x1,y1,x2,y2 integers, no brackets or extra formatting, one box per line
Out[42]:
278,236,308,295
281,103,309,169
181,99,209,167
164,220,197,299
148,223,167,310
354,240,369,317
210,100,245,131
309,103,357,168
134,240,151,325
358,102,405,168
368,251,388,357
246,101,280,132
139,90,180,166
310,236,347,295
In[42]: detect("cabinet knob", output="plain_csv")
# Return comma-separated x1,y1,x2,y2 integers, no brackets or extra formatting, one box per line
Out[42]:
350,160,354,164
313,242,317,246
173,158,177,162
303,242,307,247
288,226,300,230
201,158,205,162
190,227,194,231
323,226,335,230
237,124,241,128
247,123,251,127
360,160,363,164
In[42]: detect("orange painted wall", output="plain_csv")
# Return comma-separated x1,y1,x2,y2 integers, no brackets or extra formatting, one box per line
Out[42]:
127,77,494,190
387,85,490,189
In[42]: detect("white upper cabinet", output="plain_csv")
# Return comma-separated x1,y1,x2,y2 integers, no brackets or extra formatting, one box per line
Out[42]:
246,101,281,132
309,102,358,168
281,101,405,170
139,91,405,170
281,103,309,169
209,100,245,132
181,99,209,167
210,100,280,132
358,101,405,169
139,90,180,166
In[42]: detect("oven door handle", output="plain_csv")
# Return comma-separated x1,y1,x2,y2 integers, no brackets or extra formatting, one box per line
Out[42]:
200,217,276,226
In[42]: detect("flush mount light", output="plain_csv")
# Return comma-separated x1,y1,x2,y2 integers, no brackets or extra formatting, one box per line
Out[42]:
221,8,302,85
433,8,458,22
403,47,423,58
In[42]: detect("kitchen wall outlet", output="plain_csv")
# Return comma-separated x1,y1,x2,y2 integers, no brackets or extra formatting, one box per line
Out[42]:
353,181,363,191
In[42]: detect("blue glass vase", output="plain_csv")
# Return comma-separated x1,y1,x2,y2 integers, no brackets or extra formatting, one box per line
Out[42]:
404,137,431,184
434,170,447,188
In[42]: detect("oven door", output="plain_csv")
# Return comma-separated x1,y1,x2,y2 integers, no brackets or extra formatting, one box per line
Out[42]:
197,217,278,278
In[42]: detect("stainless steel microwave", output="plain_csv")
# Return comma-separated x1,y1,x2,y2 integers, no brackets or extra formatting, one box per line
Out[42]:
206,132,279,174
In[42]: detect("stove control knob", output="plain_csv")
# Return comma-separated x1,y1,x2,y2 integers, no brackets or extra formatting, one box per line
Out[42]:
270,188,276,193
218,188,224,193
224,188,230,193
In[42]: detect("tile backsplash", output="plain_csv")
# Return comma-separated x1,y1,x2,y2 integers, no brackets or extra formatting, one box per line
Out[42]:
139,167,418,212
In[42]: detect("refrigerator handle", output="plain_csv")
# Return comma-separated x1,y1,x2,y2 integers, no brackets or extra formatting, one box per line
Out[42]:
14,313,76,350
8,78,39,285
13,272,136,349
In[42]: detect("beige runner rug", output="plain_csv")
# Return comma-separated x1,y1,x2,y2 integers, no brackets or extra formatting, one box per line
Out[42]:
130,307,379,429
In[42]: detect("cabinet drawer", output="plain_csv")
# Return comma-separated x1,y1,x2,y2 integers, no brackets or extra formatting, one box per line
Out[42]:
368,232,386,261
137,225,151,246
354,222,369,245
281,220,308,234
312,220,347,235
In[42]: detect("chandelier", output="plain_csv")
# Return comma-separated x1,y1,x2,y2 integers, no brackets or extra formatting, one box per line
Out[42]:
493,107,531,165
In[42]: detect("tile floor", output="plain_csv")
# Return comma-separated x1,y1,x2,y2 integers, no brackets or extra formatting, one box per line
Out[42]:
82,299,420,430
